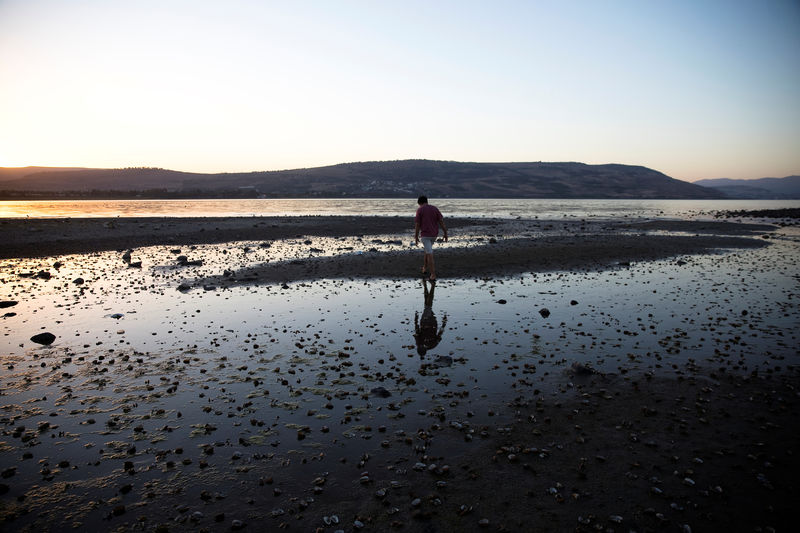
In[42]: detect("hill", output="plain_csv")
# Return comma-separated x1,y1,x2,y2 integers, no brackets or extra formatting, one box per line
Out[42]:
694,176,800,199
0,160,722,199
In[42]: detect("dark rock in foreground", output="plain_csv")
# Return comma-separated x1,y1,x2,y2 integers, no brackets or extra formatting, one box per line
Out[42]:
30,332,56,345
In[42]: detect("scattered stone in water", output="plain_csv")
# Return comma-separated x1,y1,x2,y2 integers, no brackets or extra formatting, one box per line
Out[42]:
370,386,391,398
31,332,56,345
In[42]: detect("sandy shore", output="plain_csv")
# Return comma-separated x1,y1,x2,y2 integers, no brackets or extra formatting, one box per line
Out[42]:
0,217,776,274
0,215,797,532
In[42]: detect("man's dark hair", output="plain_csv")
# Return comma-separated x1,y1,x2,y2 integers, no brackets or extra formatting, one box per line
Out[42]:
417,195,428,205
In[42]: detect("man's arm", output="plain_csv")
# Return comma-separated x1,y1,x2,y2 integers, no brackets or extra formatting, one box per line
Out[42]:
415,221,421,243
438,218,448,242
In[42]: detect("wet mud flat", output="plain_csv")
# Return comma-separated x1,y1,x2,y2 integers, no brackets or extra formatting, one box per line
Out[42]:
0,216,799,532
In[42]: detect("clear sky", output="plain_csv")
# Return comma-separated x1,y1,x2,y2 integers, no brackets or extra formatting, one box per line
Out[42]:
1,0,798,181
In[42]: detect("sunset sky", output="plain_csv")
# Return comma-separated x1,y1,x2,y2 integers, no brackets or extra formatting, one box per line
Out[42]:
1,0,798,181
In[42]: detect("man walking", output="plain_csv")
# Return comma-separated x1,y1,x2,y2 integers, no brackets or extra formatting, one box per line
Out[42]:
414,195,447,281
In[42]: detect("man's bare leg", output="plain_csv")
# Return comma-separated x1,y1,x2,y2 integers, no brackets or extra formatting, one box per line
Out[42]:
426,253,436,281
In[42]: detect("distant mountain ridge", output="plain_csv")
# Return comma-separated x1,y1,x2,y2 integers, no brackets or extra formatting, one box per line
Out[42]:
0,160,722,199
693,176,800,199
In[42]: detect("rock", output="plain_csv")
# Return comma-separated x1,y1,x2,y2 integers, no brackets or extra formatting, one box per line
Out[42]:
431,355,453,368
177,283,191,292
370,387,391,398
177,256,203,266
570,362,597,376
0,301,18,308
539,308,550,318
73,278,85,285
497,299,507,304
570,300,578,305
31,332,56,345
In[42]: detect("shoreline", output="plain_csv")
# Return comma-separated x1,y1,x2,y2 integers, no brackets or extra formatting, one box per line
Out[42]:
0,217,777,277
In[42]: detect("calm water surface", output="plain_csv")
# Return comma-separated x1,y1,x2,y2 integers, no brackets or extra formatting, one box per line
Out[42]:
1,198,799,219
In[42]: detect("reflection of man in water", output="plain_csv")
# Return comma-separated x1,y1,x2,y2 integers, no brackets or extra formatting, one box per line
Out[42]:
414,279,447,356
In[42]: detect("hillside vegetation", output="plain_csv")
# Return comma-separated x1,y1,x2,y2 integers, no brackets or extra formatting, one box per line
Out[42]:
0,160,722,199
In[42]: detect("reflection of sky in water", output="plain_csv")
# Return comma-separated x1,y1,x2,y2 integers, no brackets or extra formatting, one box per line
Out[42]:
1,232,798,528
3,234,797,390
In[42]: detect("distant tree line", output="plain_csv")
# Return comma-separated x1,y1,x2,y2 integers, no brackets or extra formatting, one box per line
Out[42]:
0,189,425,200
0,188,267,200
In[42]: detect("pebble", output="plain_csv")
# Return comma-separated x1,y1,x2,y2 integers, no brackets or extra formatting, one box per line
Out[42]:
30,332,56,345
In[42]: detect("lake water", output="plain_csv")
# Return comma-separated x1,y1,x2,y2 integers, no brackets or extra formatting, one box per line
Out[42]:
1,198,799,219
2,196,799,529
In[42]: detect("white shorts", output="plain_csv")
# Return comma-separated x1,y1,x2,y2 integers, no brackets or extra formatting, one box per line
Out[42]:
421,237,435,254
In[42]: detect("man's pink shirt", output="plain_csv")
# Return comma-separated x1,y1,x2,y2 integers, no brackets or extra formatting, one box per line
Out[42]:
415,204,442,238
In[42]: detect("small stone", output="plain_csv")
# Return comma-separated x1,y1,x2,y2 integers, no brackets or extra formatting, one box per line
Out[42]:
539,308,550,318
370,386,391,398
31,332,56,345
